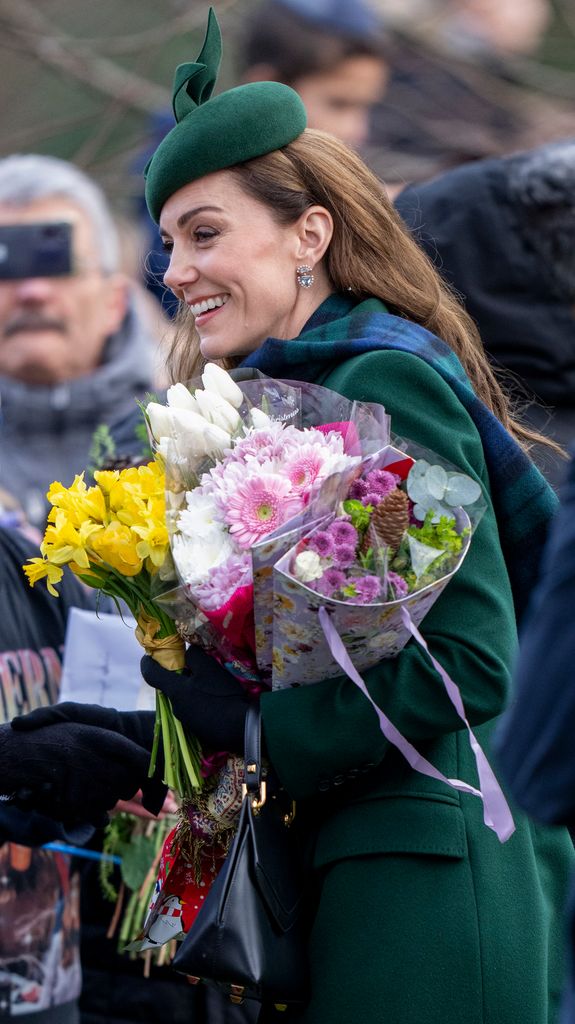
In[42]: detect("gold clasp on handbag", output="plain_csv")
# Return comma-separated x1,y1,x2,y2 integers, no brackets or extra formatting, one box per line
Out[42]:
241,779,267,813
283,800,297,826
229,984,245,1004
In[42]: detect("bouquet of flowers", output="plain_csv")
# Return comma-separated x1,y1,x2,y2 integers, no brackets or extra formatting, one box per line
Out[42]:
147,366,389,683
271,445,483,686
22,461,202,798
129,365,512,957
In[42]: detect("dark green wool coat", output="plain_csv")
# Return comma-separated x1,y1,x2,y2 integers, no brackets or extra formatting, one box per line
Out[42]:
254,304,573,1023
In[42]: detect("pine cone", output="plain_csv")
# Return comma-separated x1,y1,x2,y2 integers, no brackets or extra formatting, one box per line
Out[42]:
370,488,409,553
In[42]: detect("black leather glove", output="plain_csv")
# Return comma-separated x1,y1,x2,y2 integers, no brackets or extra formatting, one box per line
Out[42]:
140,646,254,754
4,705,165,825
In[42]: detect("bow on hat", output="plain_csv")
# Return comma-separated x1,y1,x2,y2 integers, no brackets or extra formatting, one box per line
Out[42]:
172,7,222,121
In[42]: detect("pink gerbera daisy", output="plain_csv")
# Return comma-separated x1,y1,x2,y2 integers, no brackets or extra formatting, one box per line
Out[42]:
284,445,325,493
224,473,301,548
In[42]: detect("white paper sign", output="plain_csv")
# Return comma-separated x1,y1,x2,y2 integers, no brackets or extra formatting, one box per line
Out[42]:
59,608,154,711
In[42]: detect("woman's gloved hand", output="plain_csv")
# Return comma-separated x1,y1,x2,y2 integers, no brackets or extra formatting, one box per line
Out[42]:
140,646,254,754
3,705,166,825
13,703,156,750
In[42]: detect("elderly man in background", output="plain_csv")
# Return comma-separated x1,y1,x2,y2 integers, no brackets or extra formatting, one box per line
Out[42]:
0,155,155,527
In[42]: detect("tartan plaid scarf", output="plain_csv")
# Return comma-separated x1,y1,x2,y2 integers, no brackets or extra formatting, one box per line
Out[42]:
242,293,557,622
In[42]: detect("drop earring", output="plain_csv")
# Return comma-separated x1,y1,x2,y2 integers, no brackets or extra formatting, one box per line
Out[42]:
296,264,314,289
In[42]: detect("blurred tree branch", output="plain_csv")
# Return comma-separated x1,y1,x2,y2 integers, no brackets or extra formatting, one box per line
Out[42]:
0,0,169,113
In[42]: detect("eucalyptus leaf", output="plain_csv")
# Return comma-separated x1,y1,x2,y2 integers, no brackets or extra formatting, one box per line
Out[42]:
406,476,429,504
426,464,448,499
444,474,482,506
410,460,431,480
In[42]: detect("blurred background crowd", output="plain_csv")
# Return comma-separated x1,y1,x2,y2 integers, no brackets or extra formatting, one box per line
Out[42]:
2,1,575,1022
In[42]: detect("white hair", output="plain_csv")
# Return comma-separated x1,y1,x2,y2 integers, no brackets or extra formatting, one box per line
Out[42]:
0,154,120,274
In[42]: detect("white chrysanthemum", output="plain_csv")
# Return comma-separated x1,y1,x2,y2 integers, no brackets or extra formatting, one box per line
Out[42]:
177,489,222,540
293,549,325,583
172,530,236,589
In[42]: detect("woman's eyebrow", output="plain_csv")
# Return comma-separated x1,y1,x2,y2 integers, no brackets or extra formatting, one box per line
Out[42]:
176,205,223,230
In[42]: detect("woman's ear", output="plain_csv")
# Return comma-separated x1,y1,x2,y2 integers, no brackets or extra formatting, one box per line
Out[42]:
295,205,333,267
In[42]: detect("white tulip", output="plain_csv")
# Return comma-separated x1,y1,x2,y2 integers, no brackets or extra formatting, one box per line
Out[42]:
203,422,233,457
146,402,173,441
250,407,272,429
194,388,241,433
168,407,231,457
201,362,244,409
166,383,200,413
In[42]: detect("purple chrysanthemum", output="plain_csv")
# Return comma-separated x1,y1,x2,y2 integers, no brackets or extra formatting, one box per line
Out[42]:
309,530,336,558
365,469,399,499
332,543,356,568
364,491,384,507
387,571,409,599
352,575,382,604
193,553,253,610
315,567,347,597
328,520,358,546
348,478,369,500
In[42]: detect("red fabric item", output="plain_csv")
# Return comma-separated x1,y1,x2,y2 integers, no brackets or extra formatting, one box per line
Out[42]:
202,583,256,654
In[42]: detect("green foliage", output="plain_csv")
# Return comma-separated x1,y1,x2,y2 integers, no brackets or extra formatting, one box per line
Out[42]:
407,511,465,555
342,499,373,532
358,547,374,570
100,814,161,901
100,813,133,902
135,419,153,459
87,423,117,475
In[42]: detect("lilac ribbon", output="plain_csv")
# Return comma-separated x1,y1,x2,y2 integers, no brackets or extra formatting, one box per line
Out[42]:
318,606,515,843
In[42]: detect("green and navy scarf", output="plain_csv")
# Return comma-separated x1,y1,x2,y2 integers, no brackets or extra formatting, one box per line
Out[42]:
242,293,557,623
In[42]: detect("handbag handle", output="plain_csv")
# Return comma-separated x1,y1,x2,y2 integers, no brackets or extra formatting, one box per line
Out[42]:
243,702,266,811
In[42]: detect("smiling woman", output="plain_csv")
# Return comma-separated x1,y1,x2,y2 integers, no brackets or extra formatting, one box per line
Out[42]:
3,9,574,1024
159,172,333,361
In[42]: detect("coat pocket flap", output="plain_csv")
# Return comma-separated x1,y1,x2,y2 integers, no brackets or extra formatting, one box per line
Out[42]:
314,795,468,867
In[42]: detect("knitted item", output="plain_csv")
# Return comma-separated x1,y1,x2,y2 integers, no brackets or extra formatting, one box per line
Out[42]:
371,489,410,552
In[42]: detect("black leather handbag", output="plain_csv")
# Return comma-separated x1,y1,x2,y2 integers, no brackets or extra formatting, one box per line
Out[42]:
172,704,310,1009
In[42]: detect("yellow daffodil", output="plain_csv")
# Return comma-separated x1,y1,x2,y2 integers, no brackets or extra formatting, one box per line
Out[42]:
23,558,64,596
133,521,170,569
93,469,120,494
91,521,143,576
41,513,91,568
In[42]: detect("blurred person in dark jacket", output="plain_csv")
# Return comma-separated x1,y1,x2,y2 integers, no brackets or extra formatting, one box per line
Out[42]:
493,446,575,1022
366,0,574,194
395,138,575,487
0,155,155,528
0,524,94,1024
0,524,208,1024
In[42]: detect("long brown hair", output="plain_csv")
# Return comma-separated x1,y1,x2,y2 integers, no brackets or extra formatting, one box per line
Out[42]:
166,129,562,455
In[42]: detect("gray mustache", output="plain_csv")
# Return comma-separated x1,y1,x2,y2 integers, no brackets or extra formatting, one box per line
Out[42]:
4,316,67,338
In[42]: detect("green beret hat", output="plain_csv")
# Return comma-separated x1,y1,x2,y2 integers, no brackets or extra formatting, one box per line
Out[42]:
145,8,307,223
